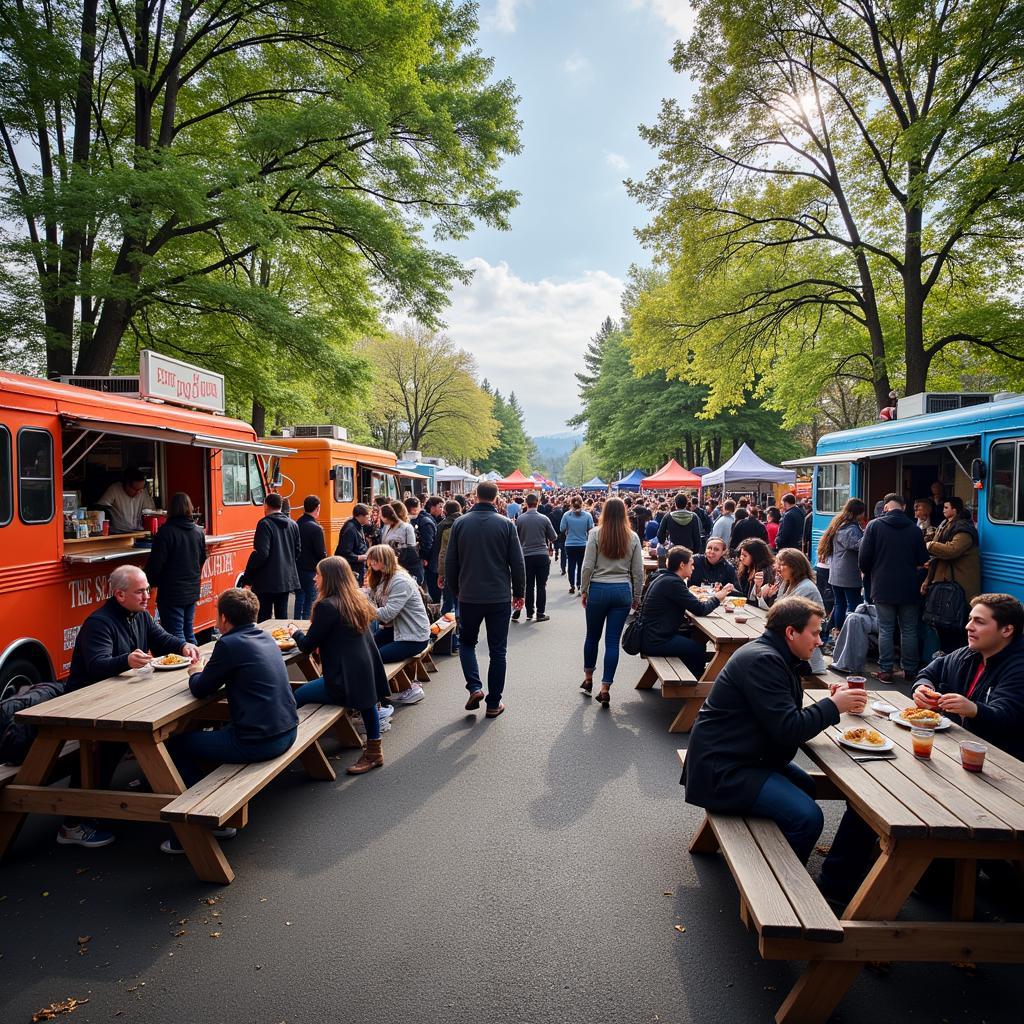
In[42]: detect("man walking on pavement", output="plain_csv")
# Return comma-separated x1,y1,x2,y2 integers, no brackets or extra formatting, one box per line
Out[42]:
242,492,301,621
445,480,526,718
420,496,444,602
515,492,557,622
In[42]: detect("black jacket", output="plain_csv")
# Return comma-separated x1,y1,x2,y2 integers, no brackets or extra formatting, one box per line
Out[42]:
858,510,929,606
147,516,208,606
915,639,1024,759
681,629,839,811
296,513,327,572
67,599,183,691
445,502,526,604
774,505,805,551
640,573,718,652
728,516,769,552
657,509,703,552
689,555,738,590
335,517,369,580
416,509,439,571
243,512,301,594
547,506,564,534
293,601,390,709
693,506,713,541
188,624,298,743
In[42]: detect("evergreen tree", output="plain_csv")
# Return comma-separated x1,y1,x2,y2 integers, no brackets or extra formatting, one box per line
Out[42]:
568,316,617,429
477,388,535,475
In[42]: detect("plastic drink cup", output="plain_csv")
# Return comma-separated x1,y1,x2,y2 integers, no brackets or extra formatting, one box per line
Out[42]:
911,726,935,759
723,602,734,613
732,597,747,608
846,676,867,691
960,741,987,773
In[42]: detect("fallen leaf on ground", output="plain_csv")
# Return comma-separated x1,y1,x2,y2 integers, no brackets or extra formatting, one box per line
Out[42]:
31,997,89,1021
76,936,91,945
41,891,50,897
200,896,221,906
209,931,221,939
662,891,672,897
814,844,831,856
673,925,686,933
173,930,186,937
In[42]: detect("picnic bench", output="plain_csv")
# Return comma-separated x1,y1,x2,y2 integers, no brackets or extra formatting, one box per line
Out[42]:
681,691,1024,1023
635,657,711,733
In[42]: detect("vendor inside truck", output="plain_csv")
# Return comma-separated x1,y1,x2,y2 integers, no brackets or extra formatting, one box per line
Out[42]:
97,467,155,533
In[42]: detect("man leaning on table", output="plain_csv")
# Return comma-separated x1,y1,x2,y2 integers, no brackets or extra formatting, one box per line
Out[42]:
57,565,200,849
818,592,1024,905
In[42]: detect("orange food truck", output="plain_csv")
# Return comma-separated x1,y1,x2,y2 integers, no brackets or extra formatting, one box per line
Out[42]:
0,352,289,697
262,428,427,550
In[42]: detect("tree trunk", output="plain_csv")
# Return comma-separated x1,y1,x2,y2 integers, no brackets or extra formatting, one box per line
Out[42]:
903,174,929,396
251,400,266,436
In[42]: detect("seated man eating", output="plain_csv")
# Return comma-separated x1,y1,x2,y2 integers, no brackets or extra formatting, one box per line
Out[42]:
688,537,738,590
682,596,866,862
162,588,298,855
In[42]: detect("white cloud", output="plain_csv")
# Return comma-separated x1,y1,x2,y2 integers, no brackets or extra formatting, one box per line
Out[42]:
445,258,625,436
563,53,592,77
627,0,697,39
605,151,630,172
485,0,524,33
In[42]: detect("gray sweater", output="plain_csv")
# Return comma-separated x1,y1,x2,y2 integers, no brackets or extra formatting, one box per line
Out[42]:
516,508,557,557
371,571,431,644
776,578,828,674
829,522,864,589
581,528,644,601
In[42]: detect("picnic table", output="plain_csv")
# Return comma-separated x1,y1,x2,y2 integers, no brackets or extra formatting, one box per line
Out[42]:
685,601,766,681
735,688,1024,1023
0,621,362,884
642,556,658,577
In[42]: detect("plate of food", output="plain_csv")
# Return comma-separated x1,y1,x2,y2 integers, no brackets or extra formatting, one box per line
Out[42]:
889,708,951,730
152,653,190,670
837,726,894,752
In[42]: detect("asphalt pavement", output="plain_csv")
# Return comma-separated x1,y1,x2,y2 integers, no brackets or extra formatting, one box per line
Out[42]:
1,578,1021,1023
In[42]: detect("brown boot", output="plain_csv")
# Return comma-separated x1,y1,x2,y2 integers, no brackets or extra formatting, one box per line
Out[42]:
346,738,383,775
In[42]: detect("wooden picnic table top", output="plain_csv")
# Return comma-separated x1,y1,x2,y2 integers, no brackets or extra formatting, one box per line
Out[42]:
685,601,766,643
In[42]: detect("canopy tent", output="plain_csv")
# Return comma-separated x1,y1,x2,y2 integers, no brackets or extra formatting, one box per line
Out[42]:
689,466,712,477
530,472,557,491
611,469,645,491
699,443,796,489
580,477,608,492
641,459,703,490
478,470,501,482
495,469,535,491
435,465,478,483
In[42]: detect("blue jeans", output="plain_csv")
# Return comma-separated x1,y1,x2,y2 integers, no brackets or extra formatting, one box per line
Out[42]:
643,633,709,680
169,724,298,787
458,600,510,709
565,545,586,588
875,602,920,673
441,587,460,651
158,602,197,645
374,628,427,664
294,677,380,740
293,570,318,619
583,582,633,685
830,585,862,634
424,568,441,603
555,535,566,571
749,762,824,863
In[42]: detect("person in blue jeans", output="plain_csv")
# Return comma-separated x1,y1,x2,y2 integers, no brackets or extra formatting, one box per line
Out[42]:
164,587,299,854
681,597,867,861
579,498,644,706
294,495,327,619
364,545,432,662
560,497,594,594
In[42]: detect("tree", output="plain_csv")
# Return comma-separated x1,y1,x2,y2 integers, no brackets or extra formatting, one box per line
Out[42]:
0,0,522,377
567,316,617,429
477,386,535,475
359,327,499,462
627,0,1024,421
562,442,601,487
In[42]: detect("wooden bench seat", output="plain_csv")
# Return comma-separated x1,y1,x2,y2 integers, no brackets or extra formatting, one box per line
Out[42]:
426,615,458,661
1,741,80,788
636,656,712,733
677,750,843,947
160,704,344,828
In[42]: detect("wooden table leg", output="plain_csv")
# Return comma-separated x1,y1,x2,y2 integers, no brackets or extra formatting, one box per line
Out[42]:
298,741,336,781
668,699,702,734
953,859,977,921
699,641,739,683
688,814,719,855
635,662,657,689
775,845,932,1024
79,741,97,789
131,739,234,885
333,714,365,750
0,735,63,859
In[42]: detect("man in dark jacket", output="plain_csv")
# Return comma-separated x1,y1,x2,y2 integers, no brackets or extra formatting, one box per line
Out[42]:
858,493,929,681
683,597,865,861
657,493,703,553
726,507,768,554
515,492,558,622
774,493,805,551
689,538,739,589
243,493,301,621
295,495,327,619
59,564,199,849
420,496,444,601
547,501,566,573
336,504,370,584
445,481,526,718
146,492,207,644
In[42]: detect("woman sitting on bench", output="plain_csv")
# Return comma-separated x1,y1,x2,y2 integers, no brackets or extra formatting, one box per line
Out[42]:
288,557,390,776
364,545,432,662
681,597,866,862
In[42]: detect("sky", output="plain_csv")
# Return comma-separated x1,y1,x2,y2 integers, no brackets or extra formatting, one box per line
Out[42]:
441,0,697,437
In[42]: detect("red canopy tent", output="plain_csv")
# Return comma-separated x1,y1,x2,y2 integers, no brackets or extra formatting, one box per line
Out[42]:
641,459,702,490
495,469,535,491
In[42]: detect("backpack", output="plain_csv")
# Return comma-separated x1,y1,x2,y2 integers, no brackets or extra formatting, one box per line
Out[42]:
0,681,64,765
922,580,968,631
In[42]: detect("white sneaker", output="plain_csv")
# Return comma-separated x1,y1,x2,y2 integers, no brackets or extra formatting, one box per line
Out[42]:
391,684,425,705
378,705,395,723
379,718,392,732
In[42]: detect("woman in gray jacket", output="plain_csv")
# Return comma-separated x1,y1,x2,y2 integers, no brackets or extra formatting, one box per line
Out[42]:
761,548,828,675
816,499,866,636
365,545,431,661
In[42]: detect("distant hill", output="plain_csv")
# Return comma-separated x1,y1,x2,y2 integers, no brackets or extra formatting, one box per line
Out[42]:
532,432,585,458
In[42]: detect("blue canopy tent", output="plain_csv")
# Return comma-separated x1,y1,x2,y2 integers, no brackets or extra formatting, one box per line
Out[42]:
611,469,645,491
580,477,608,492
689,466,712,478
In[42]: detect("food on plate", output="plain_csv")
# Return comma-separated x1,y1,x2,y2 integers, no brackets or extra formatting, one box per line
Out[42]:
275,638,296,650
270,627,290,641
899,707,942,727
842,727,885,746
153,653,188,667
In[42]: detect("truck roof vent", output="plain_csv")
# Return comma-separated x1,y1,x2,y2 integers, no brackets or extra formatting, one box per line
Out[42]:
59,375,141,397
896,392,995,419
292,425,348,440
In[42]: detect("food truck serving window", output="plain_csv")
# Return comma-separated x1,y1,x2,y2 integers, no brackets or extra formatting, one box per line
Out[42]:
815,463,850,514
988,441,1024,524
18,428,54,524
222,450,264,505
0,425,11,526
334,465,354,503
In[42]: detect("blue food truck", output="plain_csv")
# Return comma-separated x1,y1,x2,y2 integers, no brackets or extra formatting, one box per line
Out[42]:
783,392,1024,602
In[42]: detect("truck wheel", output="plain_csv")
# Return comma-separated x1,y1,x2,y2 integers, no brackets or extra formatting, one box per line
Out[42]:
0,658,42,701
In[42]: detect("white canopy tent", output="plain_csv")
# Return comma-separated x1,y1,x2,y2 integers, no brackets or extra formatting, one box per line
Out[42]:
700,443,796,489
435,465,478,483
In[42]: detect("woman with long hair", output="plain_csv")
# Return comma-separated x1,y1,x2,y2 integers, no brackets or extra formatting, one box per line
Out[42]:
762,549,828,675
148,491,207,645
765,506,782,548
579,497,644,706
736,538,775,605
379,502,418,574
289,557,390,775
364,544,431,664
818,498,866,635
560,495,595,594
924,496,980,652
